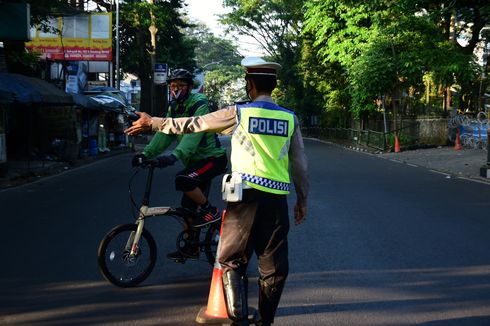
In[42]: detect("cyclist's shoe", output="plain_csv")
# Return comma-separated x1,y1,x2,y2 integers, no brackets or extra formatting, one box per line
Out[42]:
167,249,199,261
193,206,221,228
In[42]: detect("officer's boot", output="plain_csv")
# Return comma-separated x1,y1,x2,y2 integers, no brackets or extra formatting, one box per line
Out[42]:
222,270,249,325
256,279,285,325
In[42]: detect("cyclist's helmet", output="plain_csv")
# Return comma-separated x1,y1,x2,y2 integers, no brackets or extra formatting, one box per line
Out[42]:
168,69,194,85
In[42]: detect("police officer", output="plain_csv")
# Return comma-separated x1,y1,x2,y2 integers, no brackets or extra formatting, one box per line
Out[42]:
125,57,309,326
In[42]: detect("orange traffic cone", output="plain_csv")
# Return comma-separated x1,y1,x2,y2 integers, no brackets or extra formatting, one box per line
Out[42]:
195,210,257,324
195,211,230,324
394,134,401,153
454,128,462,150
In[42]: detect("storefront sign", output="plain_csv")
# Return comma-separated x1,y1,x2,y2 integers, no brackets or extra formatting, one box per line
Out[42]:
26,13,112,61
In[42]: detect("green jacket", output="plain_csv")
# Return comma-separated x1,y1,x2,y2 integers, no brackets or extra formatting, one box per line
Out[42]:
142,93,226,166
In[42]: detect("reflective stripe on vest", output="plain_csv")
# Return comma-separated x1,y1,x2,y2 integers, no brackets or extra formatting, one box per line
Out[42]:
231,101,295,194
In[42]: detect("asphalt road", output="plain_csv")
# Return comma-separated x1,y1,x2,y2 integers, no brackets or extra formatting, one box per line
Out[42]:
0,138,489,325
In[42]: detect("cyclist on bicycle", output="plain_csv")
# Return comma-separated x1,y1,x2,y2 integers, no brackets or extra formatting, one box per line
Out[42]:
132,68,228,260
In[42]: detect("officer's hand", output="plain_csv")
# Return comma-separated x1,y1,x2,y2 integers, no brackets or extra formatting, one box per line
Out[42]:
294,203,307,225
124,112,153,136
132,153,147,167
156,154,177,168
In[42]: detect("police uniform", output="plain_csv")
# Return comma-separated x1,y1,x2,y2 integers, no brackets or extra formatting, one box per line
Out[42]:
147,57,309,325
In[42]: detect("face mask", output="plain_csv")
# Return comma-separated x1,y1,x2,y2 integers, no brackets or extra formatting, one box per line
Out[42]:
170,89,183,101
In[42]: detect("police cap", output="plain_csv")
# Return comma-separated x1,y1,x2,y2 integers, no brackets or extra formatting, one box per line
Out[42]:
241,56,281,77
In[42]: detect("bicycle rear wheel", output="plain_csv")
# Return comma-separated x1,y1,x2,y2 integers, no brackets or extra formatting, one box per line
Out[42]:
203,223,220,266
98,223,157,288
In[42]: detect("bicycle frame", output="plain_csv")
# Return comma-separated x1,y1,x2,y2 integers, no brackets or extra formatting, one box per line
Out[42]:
128,162,197,256
98,160,221,287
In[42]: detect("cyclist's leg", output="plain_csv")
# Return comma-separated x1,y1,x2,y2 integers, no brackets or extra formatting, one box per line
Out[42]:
177,155,227,203
167,196,200,260
167,169,216,261
166,182,201,261
175,155,228,226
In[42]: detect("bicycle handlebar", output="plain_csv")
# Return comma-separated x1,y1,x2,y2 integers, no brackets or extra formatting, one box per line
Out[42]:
136,158,162,168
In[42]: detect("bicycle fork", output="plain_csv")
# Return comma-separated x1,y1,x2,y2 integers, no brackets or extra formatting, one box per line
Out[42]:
127,205,149,256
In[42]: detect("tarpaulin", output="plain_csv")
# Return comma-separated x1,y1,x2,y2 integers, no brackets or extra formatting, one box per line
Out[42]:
0,73,73,105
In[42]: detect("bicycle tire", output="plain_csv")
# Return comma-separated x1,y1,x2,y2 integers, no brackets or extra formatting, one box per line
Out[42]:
98,223,157,288
203,223,220,266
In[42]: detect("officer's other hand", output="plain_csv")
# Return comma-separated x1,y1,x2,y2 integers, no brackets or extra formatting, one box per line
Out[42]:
294,203,307,225
156,154,177,168
124,112,152,136
132,153,147,167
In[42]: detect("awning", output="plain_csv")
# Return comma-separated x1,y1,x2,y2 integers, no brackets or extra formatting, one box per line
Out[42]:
72,92,127,113
0,73,73,105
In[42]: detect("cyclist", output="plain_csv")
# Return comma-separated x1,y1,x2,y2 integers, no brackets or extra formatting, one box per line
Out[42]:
132,68,228,261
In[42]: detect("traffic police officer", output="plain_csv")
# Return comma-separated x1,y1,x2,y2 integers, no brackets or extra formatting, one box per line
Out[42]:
125,57,309,326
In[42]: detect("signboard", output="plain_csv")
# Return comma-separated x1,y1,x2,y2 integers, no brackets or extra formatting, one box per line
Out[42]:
154,63,168,84
25,13,112,61
65,75,79,94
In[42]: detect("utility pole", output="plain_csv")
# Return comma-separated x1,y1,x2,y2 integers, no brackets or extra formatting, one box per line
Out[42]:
148,0,157,116
115,0,120,89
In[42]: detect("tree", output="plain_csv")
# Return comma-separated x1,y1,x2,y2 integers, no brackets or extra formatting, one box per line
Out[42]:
220,0,308,117
183,23,244,110
186,22,242,69
118,0,195,114
303,0,486,125
203,65,245,110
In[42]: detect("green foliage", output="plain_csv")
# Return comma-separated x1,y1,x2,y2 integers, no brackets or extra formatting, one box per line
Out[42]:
203,65,245,109
303,0,489,122
183,23,244,109
386,132,417,147
221,0,308,118
119,0,196,76
221,0,303,58
186,23,242,68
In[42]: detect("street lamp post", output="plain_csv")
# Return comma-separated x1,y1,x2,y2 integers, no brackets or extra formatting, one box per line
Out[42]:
115,0,120,89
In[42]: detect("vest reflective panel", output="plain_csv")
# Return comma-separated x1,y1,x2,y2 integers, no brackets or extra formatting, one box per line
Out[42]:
232,101,295,194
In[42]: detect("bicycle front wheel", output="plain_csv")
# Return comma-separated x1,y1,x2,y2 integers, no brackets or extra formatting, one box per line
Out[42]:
98,223,157,288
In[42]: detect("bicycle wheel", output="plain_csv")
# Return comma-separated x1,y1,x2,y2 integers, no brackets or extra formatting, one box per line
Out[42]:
203,223,220,266
98,223,157,288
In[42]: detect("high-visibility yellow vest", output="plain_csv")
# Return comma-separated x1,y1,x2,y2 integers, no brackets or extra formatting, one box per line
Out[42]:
231,101,295,194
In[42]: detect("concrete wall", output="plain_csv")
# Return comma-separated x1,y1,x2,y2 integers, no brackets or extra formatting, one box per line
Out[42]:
411,118,449,145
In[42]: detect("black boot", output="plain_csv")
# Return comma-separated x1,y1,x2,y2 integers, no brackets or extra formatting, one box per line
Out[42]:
222,270,249,324
257,279,284,325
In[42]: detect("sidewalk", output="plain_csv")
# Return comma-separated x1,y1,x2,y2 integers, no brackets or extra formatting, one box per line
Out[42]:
378,146,490,183
311,137,490,184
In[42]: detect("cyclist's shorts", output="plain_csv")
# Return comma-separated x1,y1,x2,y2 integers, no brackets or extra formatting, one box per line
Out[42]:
175,154,228,192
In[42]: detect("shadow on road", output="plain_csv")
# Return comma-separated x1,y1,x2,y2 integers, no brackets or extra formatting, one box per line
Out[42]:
0,276,211,325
